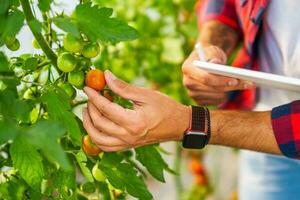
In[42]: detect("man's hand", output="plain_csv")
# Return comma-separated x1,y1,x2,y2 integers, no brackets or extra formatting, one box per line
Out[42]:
83,71,190,152
82,71,281,156
182,45,254,105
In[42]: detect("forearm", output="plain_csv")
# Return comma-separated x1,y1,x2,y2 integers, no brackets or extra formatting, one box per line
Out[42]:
199,20,239,56
209,110,281,155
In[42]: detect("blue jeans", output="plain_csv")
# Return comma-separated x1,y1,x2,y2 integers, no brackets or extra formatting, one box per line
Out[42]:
239,151,300,200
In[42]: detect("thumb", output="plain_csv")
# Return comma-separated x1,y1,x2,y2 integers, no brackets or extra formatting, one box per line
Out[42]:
104,70,142,101
204,46,227,64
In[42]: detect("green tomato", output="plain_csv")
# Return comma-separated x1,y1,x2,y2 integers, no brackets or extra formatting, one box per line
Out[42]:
58,82,76,100
6,39,20,51
32,39,40,49
92,164,106,182
68,71,84,88
78,57,92,70
63,34,84,53
4,36,16,46
57,52,77,72
82,43,100,58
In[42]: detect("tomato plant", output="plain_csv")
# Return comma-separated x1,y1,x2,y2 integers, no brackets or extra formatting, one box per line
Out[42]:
0,0,204,199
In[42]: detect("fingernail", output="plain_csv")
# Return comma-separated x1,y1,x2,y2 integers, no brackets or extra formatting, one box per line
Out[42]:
228,79,238,86
105,70,117,82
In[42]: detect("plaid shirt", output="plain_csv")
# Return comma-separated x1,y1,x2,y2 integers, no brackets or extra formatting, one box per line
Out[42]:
196,0,300,159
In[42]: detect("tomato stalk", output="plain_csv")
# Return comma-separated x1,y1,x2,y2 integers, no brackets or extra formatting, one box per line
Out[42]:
20,0,57,67
174,143,183,199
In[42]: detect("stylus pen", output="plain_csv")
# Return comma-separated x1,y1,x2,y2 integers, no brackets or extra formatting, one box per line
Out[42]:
195,43,206,61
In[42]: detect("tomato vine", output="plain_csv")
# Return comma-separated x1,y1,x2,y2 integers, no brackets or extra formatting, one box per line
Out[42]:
0,0,205,200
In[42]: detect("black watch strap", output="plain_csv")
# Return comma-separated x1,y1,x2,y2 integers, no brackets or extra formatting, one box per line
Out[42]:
182,106,211,149
191,106,206,131
204,107,211,145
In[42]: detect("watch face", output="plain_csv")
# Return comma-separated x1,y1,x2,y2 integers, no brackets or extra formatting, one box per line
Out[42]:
182,131,207,149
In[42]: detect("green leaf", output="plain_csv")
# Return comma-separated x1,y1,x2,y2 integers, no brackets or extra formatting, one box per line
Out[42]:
2,10,24,39
14,99,32,122
100,153,152,200
0,121,19,144
75,151,94,182
38,0,52,12
0,52,9,72
0,0,9,15
26,120,71,170
135,145,166,182
96,182,111,200
10,136,44,190
0,177,26,200
53,17,80,38
42,89,82,145
24,57,38,71
0,90,20,121
52,169,76,198
75,4,139,43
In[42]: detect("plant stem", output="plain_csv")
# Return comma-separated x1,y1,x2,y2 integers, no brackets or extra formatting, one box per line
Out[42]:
20,0,57,67
71,100,88,107
174,142,183,199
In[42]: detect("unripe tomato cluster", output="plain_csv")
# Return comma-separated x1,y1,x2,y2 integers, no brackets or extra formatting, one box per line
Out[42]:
56,33,103,100
54,34,109,156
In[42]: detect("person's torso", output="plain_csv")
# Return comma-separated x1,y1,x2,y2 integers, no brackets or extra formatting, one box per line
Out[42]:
256,0,300,109
239,1,300,199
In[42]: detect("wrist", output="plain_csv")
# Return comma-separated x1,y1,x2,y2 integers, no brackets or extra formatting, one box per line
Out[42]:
209,110,221,145
175,105,191,141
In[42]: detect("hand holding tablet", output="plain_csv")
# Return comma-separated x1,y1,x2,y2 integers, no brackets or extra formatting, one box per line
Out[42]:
194,44,300,92
193,60,300,92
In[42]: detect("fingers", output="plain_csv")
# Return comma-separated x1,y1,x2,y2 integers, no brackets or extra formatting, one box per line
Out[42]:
87,102,127,139
84,86,135,124
187,90,227,100
183,63,238,87
104,70,144,102
183,75,254,92
182,46,241,87
82,109,125,147
193,96,227,106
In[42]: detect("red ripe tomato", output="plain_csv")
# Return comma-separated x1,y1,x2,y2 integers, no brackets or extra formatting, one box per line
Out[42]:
82,135,102,156
189,158,204,175
85,69,106,91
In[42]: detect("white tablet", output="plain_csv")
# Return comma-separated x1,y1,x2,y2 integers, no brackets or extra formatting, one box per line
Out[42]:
193,60,300,92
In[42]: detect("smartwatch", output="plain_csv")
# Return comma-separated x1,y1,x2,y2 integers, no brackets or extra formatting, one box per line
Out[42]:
182,106,211,149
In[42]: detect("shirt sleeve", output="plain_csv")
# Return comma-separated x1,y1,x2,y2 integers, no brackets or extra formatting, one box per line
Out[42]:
195,0,241,31
271,100,300,159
